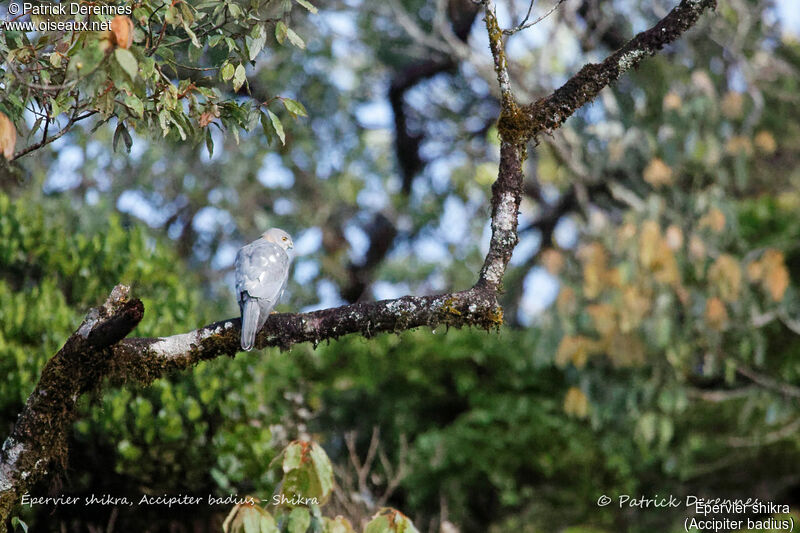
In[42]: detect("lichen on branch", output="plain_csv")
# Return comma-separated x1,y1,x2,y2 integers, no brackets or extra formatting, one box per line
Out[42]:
0,0,718,528
512,0,716,142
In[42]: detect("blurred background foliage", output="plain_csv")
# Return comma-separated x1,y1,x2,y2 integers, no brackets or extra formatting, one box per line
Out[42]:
2,0,800,531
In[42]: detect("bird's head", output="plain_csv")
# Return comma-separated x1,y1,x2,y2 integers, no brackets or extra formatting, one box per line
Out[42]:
262,227,294,251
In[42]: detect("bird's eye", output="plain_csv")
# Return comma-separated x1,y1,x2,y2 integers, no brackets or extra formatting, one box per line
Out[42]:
282,237,287,241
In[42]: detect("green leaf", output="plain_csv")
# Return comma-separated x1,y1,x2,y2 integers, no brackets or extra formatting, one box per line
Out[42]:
164,6,180,25
283,441,304,472
267,109,285,145
322,516,355,533
286,27,305,49
50,94,68,118
113,122,133,153
179,2,195,25
221,62,235,81
67,40,104,77
287,507,311,533
259,515,279,533
260,111,274,144
155,45,175,63
188,41,203,63
124,94,144,118
139,55,156,79
275,21,288,45
228,2,243,19
114,48,138,80
308,442,334,501
247,25,267,61
364,509,419,533
182,18,201,48
158,110,170,136
294,0,318,13
637,412,658,444
243,508,260,533
205,128,214,157
233,64,247,91
282,98,307,118
11,517,29,533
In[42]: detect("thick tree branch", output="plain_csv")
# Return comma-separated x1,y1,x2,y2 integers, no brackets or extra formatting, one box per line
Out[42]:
0,0,716,527
0,286,143,525
504,0,717,143
476,0,524,292
109,287,502,384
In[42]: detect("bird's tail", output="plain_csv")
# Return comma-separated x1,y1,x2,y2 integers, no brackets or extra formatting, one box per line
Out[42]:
240,298,260,351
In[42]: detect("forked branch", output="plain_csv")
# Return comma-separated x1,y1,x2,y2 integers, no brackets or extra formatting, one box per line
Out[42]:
0,0,716,528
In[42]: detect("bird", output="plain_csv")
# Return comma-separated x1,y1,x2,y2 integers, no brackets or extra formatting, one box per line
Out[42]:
234,227,294,350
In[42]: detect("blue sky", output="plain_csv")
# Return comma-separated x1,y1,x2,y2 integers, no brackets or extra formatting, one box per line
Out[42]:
33,0,800,321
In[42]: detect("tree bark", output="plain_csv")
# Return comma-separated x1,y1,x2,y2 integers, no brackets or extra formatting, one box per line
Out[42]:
0,0,716,528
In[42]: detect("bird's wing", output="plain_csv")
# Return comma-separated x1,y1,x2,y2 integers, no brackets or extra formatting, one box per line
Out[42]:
234,239,290,301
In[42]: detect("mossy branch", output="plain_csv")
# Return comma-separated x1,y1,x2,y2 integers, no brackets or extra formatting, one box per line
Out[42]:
505,0,717,143
0,286,144,528
108,287,504,385
0,0,716,528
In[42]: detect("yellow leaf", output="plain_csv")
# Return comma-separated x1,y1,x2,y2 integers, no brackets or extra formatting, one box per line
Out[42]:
721,91,745,119
766,265,789,302
0,112,17,160
556,286,576,316
776,192,800,211
689,234,707,260
608,140,624,163
691,70,715,96
541,249,565,275
555,335,598,369
639,221,680,285
708,254,742,302
638,221,662,269
578,243,609,299
663,91,682,111
620,286,652,332
563,387,589,419
746,258,764,282
725,136,753,156
760,249,790,302
704,297,728,331
606,332,646,367
110,15,134,49
754,130,777,154
605,267,623,288
643,158,673,187
587,304,616,337
699,208,726,233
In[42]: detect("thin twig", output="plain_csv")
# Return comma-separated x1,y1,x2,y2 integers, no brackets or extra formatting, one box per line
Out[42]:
736,365,800,399
483,0,515,108
504,0,567,35
728,416,800,447
12,109,97,160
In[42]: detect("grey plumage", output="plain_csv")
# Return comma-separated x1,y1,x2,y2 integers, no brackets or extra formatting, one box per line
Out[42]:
234,228,293,350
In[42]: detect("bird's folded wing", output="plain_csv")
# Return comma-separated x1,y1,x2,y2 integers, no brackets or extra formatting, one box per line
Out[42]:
234,240,290,300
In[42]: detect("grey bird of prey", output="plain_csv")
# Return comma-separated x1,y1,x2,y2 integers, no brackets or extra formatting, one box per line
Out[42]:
234,228,294,350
